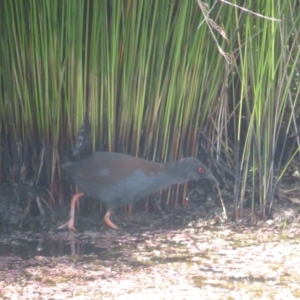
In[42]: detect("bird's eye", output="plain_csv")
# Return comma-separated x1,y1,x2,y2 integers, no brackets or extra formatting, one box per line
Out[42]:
198,167,205,173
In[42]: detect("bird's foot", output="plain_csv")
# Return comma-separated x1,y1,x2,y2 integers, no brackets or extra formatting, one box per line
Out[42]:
104,211,119,229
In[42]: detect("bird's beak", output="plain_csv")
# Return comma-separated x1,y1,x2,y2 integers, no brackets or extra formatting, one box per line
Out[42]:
206,173,219,185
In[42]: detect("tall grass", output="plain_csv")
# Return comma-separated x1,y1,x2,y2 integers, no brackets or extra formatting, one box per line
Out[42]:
227,1,300,219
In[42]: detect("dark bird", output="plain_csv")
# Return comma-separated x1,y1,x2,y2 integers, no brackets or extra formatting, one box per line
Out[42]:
60,151,218,230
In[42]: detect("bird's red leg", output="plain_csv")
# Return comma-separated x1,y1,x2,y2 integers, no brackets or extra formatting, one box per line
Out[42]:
67,192,84,231
104,211,119,229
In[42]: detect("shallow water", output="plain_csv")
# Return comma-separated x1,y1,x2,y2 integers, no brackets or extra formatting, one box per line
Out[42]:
1,221,300,299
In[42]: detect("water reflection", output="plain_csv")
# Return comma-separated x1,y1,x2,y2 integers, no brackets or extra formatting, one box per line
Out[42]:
0,235,107,259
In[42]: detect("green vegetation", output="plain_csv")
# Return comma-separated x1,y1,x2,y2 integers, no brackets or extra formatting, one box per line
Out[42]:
0,1,299,219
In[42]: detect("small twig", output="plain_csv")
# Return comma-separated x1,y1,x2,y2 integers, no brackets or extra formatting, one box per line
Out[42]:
196,0,232,64
216,186,227,221
35,146,45,185
219,0,281,22
36,196,46,215
196,0,281,65
58,222,69,229
197,0,218,29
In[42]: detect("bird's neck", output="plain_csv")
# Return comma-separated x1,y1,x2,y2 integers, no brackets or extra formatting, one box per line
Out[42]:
163,161,189,183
